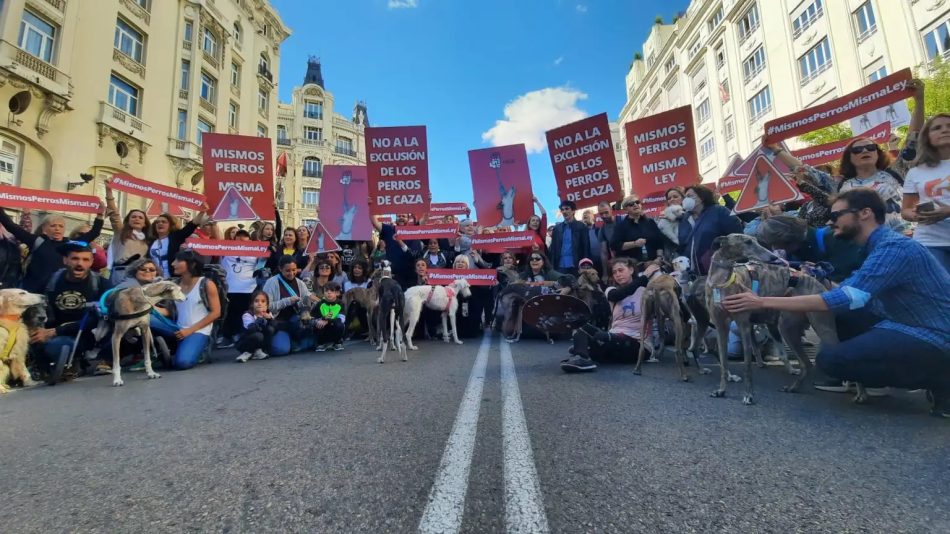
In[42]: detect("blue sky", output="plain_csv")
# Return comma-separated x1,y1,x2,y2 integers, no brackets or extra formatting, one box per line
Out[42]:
272,0,690,220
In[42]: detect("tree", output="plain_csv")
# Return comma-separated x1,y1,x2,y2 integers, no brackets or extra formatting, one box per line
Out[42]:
798,123,853,146
654,15,664,24
912,57,950,118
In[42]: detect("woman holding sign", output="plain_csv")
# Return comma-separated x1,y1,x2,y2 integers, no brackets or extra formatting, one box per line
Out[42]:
104,183,151,284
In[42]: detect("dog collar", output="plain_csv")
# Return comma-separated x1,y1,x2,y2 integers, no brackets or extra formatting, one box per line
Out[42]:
0,314,22,322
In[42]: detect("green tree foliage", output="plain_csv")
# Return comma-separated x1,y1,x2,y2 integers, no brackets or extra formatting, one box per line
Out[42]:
913,57,950,118
798,124,853,146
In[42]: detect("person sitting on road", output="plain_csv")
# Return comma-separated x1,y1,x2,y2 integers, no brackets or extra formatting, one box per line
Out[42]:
262,255,312,356
519,252,564,284
723,189,950,418
561,257,660,372
235,290,275,363
31,241,112,381
310,259,335,302
170,249,221,370
314,282,346,352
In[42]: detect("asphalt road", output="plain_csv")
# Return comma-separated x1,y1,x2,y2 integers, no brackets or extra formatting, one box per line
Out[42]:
2,332,947,533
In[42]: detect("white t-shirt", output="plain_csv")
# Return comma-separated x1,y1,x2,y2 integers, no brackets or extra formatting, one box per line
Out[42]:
605,285,646,339
220,255,258,294
903,159,950,247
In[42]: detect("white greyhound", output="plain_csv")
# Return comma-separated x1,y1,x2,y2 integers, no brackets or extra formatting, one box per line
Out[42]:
403,279,472,350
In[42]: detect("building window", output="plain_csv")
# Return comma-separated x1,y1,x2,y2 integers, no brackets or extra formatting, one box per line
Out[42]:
738,4,760,42
792,0,823,38
302,218,317,228
867,66,887,82
196,119,213,146
228,102,238,128
853,2,877,43
304,126,322,142
719,78,730,103
259,53,270,74
258,88,268,112
724,117,735,141
177,110,187,140
18,10,56,63
696,99,711,125
257,124,267,138
742,46,766,81
277,125,288,142
304,101,323,119
114,18,144,63
108,74,140,116
302,188,319,207
202,27,217,57
707,6,724,32
714,43,725,69
692,70,707,95
200,72,216,102
135,0,150,10
230,62,240,86
799,37,832,85
664,57,676,74
303,157,321,177
183,20,193,42
180,60,190,91
923,18,950,60
699,135,716,159
0,138,21,187
336,137,355,155
687,38,701,59
232,22,242,43
748,86,772,122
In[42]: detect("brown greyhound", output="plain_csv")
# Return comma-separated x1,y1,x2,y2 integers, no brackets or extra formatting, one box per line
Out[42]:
634,273,692,381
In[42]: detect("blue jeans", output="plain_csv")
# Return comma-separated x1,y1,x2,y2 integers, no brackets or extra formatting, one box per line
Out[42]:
817,327,950,392
150,311,179,338
926,246,950,275
173,333,209,370
43,336,77,364
270,315,308,356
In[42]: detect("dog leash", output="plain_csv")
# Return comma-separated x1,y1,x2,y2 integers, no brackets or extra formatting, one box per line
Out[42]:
426,285,456,312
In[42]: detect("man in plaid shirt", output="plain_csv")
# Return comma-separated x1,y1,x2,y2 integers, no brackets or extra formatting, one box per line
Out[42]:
724,189,950,418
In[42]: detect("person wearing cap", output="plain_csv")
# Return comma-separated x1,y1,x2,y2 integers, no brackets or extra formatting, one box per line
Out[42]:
548,200,590,276
30,241,113,379
610,195,664,263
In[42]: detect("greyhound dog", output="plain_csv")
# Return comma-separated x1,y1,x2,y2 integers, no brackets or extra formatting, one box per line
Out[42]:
634,272,691,381
99,281,185,387
375,272,407,364
343,286,379,347
404,279,472,350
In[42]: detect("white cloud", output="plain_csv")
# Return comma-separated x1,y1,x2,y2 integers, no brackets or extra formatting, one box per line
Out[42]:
553,56,564,66
481,87,588,153
388,0,418,8
576,4,588,13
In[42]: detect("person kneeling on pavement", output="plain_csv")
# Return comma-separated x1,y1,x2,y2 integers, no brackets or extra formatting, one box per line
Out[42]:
262,255,312,356
313,282,345,352
32,241,112,380
561,257,660,372
723,189,950,418
169,250,221,370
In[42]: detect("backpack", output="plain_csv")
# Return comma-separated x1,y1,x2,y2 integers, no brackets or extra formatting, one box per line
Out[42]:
47,268,101,294
199,264,229,326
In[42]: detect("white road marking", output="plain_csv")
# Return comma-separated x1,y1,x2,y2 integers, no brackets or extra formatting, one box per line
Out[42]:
500,340,550,533
418,331,492,534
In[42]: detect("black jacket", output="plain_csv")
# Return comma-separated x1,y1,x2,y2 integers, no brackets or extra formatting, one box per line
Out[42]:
548,219,590,271
610,215,665,262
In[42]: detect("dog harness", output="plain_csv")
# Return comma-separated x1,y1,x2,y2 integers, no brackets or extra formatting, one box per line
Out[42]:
98,287,155,321
426,285,456,313
0,320,23,362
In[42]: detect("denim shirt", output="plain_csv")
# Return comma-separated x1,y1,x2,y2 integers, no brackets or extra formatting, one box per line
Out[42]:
559,225,574,269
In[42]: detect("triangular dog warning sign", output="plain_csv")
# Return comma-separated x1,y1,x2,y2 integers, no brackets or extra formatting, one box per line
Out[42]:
305,221,342,254
211,186,258,221
733,156,802,214
145,199,188,218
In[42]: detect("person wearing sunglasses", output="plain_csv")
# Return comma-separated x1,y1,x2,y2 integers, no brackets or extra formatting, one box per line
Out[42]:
548,200,591,276
610,195,665,264
722,189,950,418
519,253,564,284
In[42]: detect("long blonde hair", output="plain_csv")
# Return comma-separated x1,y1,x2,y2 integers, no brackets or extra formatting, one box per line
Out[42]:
915,113,950,168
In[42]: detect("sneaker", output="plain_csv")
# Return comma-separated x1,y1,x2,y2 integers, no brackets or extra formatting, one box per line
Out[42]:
332,343,344,351
127,359,147,372
814,380,854,393
560,355,597,373
94,361,112,376
926,390,949,419
251,349,269,360
315,344,329,352
235,352,253,363
216,336,235,349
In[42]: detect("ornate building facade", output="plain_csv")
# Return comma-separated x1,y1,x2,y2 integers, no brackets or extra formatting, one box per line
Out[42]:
275,57,368,228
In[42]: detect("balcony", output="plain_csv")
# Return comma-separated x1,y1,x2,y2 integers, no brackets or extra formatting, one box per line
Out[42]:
792,9,822,39
199,98,216,115
97,101,149,143
276,137,291,146
0,39,72,98
230,84,240,98
335,146,357,157
183,39,192,51
118,0,150,25
178,89,188,100
302,170,322,178
203,50,219,70
167,137,202,161
112,49,145,78
43,0,65,11
258,65,274,84
299,138,325,147
303,112,323,120
799,60,832,87
333,116,361,130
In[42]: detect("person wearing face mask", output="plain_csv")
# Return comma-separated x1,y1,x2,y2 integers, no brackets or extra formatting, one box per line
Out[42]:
0,205,106,293
610,195,665,263
677,184,743,275
723,189,950,418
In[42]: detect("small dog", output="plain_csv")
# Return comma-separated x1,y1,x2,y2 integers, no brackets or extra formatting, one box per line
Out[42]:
403,279,472,350
0,288,45,393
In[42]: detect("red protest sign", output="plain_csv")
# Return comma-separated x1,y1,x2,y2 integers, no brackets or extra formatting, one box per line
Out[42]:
0,185,100,214
395,223,459,240
110,173,206,211
201,133,275,220
428,202,470,217
320,165,373,241
211,185,258,221
716,155,746,194
304,222,342,254
184,239,270,258
145,199,188,218
733,156,802,214
366,125,430,217
546,113,621,209
791,122,891,166
624,105,699,196
469,231,536,252
734,144,792,177
468,144,534,227
640,191,667,218
427,269,496,286
763,68,913,144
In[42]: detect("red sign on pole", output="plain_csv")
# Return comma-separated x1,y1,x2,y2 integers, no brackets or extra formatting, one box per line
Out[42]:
428,202,470,217
0,185,100,214
319,165,373,241
365,125,430,217
145,199,188,218
791,122,891,166
763,68,913,144
395,223,459,240
201,133,275,220
468,144,534,227
427,269,496,286
304,222,342,254
211,185,258,221
184,239,270,258
110,173,206,211
545,113,621,209
733,156,802,214
624,105,699,197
